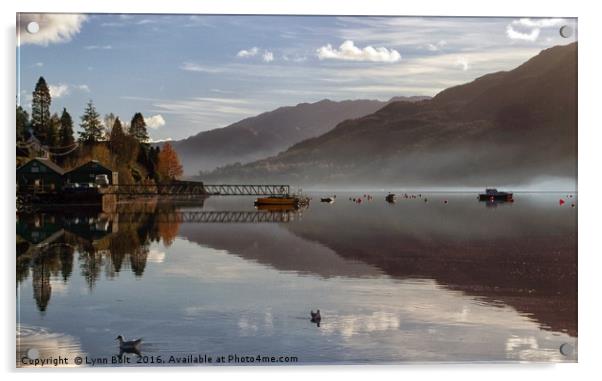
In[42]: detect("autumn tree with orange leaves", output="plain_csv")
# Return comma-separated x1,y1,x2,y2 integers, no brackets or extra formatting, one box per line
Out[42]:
157,142,183,180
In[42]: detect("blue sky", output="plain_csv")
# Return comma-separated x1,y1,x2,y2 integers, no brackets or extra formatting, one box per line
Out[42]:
17,14,577,142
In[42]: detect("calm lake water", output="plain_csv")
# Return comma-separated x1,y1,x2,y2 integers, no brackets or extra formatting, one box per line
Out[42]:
16,192,577,366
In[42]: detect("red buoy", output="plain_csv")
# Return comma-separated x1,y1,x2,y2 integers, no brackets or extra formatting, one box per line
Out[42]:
559,199,565,205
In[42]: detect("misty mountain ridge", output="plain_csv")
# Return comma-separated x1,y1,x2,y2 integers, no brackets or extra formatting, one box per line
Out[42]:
202,43,577,188
170,96,429,174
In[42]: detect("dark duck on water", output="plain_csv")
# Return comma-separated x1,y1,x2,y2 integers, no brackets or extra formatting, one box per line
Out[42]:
116,335,142,356
310,309,322,327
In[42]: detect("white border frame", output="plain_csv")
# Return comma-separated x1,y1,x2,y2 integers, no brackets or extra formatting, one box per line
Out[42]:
3,1,601,380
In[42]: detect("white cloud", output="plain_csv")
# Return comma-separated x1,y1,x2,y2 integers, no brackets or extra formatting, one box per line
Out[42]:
153,98,257,117
144,114,166,129
236,47,259,58
48,84,69,98
237,47,276,62
48,83,90,98
506,25,540,42
18,14,87,46
180,62,226,73
426,40,447,52
316,40,401,63
262,51,274,62
506,18,564,42
84,44,112,50
455,57,469,71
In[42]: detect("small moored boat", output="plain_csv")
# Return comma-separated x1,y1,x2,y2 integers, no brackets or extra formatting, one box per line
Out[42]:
479,188,513,201
255,204,298,212
385,193,397,203
254,194,309,207
320,196,335,203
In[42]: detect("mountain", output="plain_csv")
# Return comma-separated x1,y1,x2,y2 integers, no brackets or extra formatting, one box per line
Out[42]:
203,43,577,187
171,97,428,175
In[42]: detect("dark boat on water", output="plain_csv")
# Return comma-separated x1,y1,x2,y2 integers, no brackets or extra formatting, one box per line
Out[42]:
385,193,397,203
321,196,335,203
479,188,513,202
254,194,310,207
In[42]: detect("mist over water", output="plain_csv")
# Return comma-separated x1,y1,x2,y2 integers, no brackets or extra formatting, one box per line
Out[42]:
301,176,576,193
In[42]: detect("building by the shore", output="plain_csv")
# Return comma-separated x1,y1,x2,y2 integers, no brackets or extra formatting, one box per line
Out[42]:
17,158,116,192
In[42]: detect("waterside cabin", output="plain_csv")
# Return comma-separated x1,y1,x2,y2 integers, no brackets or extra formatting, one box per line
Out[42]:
65,160,118,185
17,158,117,193
16,158,66,193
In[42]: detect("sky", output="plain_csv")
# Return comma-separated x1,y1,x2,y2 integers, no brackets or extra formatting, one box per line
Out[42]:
17,14,577,142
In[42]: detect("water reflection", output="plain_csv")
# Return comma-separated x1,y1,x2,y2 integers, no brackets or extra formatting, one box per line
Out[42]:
179,193,578,338
16,193,577,364
17,325,84,368
17,203,184,309
482,199,512,208
16,200,306,313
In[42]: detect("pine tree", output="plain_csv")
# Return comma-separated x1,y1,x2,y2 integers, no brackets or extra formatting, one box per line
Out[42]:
129,112,149,143
16,105,30,142
59,108,75,147
48,113,61,147
79,100,104,143
109,117,139,164
149,146,160,179
31,77,52,145
109,117,125,155
157,142,183,180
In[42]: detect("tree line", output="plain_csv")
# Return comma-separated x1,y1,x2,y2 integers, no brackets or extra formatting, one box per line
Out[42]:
17,76,183,184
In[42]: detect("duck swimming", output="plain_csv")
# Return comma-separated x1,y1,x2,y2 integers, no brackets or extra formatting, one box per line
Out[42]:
310,310,322,327
116,335,142,351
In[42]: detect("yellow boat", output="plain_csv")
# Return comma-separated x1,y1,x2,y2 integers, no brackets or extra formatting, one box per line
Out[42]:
255,204,298,212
